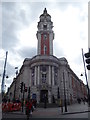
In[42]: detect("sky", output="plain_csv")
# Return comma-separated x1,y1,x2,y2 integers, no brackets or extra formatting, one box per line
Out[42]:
0,0,89,92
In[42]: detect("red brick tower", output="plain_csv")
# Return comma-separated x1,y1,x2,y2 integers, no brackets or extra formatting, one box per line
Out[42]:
36,8,54,55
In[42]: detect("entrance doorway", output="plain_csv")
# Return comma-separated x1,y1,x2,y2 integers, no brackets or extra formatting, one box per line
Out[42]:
40,90,48,103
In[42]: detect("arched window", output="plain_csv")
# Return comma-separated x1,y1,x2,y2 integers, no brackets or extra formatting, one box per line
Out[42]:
43,24,47,30
42,74,46,83
43,34,47,40
40,66,47,83
44,45,47,55
40,65,47,72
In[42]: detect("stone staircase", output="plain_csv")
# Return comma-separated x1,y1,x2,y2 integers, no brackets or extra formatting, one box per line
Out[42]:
36,103,59,108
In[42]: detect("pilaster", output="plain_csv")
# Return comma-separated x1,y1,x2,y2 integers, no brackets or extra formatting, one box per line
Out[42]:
48,90,51,103
35,66,37,86
52,66,54,86
37,66,40,85
48,66,51,85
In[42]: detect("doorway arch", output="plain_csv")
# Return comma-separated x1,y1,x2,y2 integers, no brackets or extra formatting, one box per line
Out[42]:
40,90,48,103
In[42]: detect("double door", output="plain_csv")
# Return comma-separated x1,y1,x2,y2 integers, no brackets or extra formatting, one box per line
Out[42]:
40,90,48,102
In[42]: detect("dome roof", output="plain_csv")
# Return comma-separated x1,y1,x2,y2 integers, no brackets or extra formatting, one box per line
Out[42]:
40,8,51,18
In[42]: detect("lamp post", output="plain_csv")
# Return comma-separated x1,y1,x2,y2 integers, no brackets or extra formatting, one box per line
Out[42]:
0,74,8,97
28,86,31,99
5,85,6,93
57,87,60,99
1,51,8,99
63,72,67,112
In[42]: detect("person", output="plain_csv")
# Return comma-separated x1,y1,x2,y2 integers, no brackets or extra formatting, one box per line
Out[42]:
60,99,63,114
2,97,7,103
32,99,37,108
82,98,85,104
44,94,47,108
52,95,55,103
77,98,81,104
25,99,33,120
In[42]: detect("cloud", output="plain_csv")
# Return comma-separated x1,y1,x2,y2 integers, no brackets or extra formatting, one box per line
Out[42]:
17,46,36,58
2,2,38,50
6,62,15,77
2,2,20,49
53,41,66,57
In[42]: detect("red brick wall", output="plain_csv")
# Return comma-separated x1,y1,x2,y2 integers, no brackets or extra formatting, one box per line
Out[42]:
41,33,49,55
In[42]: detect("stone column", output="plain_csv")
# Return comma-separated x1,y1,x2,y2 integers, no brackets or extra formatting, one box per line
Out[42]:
52,66,54,86
37,91,40,103
37,66,40,85
48,66,51,85
48,90,51,103
35,66,37,86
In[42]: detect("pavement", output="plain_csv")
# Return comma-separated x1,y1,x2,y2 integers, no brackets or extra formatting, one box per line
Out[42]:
2,102,90,118
0,104,2,120
62,102,89,114
31,102,90,118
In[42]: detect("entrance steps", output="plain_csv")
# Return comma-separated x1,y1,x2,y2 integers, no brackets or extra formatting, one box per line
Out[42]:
37,103,59,108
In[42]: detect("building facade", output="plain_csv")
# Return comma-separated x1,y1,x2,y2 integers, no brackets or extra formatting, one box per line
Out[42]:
7,8,87,105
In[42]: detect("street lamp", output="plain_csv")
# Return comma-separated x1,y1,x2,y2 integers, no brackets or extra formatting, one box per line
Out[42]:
0,74,8,94
63,72,67,112
15,67,18,77
1,51,8,98
57,87,60,99
80,73,83,76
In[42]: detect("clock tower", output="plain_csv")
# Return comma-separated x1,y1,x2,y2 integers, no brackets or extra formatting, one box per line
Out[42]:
36,8,54,55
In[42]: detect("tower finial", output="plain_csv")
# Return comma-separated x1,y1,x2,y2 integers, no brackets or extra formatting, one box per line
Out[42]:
44,8,47,14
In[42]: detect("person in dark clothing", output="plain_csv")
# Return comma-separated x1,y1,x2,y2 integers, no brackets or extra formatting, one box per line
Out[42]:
77,98,81,104
25,99,33,120
32,99,37,108
44,94,47,108
52,95,55,103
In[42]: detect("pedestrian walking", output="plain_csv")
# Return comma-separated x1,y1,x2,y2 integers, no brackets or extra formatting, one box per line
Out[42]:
82,98,85,104
44,94,47,108
33,99,37,108
25,99,33,120
60,99,63,114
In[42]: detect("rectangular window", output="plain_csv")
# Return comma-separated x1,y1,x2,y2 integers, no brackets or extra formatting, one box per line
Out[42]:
54,67,58,85
42,74,46,83
41,65,47,72
31,68,35,85
72,76,74,88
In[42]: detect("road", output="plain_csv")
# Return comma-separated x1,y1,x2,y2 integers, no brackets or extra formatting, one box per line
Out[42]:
2,102,90,119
